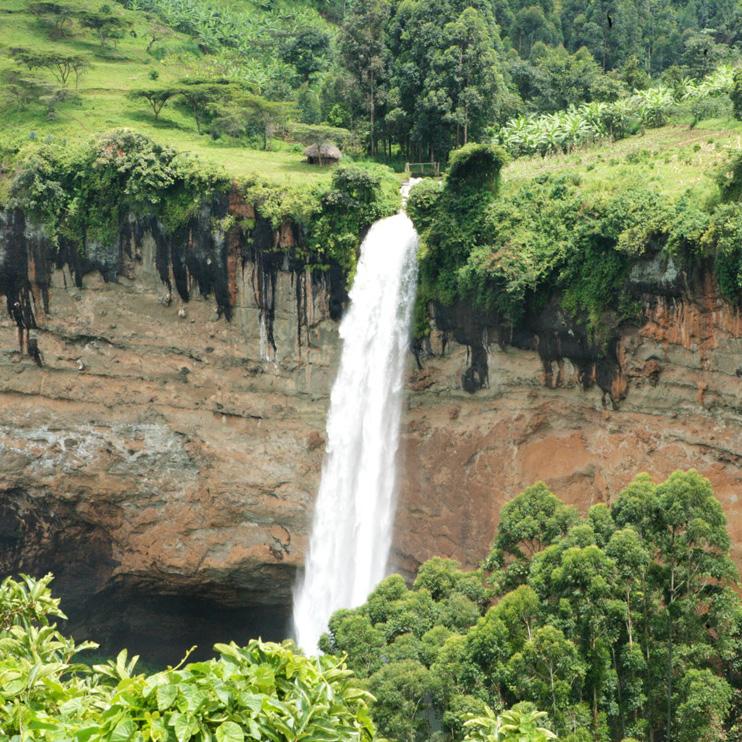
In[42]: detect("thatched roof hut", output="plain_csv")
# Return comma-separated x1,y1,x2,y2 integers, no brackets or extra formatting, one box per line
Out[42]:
304,142,342,165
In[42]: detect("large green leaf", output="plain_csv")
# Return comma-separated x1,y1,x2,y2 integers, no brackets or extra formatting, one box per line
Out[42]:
215,720,244,742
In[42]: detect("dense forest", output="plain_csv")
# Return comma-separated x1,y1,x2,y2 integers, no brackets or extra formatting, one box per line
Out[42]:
321,471,741,741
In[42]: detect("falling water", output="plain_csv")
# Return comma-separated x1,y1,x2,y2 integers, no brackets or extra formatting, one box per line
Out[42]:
292,199,419,654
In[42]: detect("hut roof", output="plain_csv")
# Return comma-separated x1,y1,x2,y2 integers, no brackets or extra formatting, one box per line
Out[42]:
304,142,342,161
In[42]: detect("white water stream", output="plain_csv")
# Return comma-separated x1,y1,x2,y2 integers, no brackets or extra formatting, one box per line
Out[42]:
292,197,419,654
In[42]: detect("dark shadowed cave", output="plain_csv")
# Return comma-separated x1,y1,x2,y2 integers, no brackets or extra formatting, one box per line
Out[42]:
0,492,293,666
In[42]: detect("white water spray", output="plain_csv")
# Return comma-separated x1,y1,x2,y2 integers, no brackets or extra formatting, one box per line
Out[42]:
292,199,419,654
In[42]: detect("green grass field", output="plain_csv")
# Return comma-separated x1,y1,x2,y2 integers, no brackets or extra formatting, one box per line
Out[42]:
0,0,739,196
0,0,335,186
504,124,742,201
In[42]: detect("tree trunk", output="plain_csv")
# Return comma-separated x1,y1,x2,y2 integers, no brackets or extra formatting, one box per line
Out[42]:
369,72,376,157
666,582,674,739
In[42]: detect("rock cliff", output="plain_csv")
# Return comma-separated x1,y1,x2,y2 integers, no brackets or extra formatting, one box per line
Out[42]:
1,208,740,662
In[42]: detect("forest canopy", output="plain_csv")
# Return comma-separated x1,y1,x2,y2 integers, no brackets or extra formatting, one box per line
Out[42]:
320,470,741,742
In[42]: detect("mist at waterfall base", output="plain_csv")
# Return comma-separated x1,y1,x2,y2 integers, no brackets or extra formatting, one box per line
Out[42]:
292,210,419,654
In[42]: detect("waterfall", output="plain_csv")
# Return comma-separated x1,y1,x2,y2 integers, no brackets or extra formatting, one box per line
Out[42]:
292,203,419,654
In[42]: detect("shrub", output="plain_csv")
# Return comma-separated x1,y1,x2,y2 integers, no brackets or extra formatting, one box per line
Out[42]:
308,164,398,278
0,574,375,740
731,69,742,120
717,151,742,204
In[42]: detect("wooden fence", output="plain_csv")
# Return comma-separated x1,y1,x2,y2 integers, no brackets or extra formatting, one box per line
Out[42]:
404,161,441,177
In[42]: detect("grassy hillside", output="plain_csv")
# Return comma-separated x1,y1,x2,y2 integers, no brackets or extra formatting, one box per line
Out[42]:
0,0,338,185
504,123,742,201
0,0,739,211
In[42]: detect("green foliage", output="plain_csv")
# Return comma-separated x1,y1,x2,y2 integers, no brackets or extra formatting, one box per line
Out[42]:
447,144,508,193
486,483,578,588
323,470,740,741
412,146,742,348
289,122,351,154
10,129,228,249
127,87,179,119
412,143,507,315
308,164,398,278
0,574,375,740
733,69,742,120
703,203,742,302
717,151,742,203
464,703,557,741
674,668,733,742
80,9,128,47
118,0,329,98
498,66,736,159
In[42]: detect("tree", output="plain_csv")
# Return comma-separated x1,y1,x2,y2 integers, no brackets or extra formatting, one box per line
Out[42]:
367,659,432,740
339,0,390,156
544,543,620,732
528,44,605,112
0,69,55,110
284,27,331,81
560,0,643,70
441,7,504,146
510,5,560,57
173,80,232,134
385,0,507,161
674,668,733,742
413,556,487,605
653,470,736,739
486,481,577,586
319,470,740,741
319,609,386,676
682,30,728,79
729,68,741,120
28,1,79,38
127,87,178,119
9,48,88,88
605,528,649,648
604,528,650,736
146,20,172,53
508,626,586,726
491,585,541,647
212,94,294,148
80,11,127,47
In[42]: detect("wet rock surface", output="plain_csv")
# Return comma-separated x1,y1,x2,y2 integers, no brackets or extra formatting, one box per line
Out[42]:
1,214,741,662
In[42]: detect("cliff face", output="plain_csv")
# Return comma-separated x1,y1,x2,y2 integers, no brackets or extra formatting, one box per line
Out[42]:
0,204,341,660
1,212,741,662
397,252,742,574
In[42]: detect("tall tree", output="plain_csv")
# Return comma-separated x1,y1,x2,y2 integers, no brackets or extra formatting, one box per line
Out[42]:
440,7,504,146
339,0,390,156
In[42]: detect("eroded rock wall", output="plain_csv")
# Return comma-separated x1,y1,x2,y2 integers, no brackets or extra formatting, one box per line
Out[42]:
0,204,341,660
397,304,742,574
1,210,741,661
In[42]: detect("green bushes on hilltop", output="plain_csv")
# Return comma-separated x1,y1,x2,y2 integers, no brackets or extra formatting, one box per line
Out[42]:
410,146,742,338
10,129,229,248
8,130,398,288
0,574,375,740
244,161,399,279
321,470,741,742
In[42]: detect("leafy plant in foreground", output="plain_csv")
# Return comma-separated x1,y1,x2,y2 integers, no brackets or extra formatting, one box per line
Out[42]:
0,574,375,740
